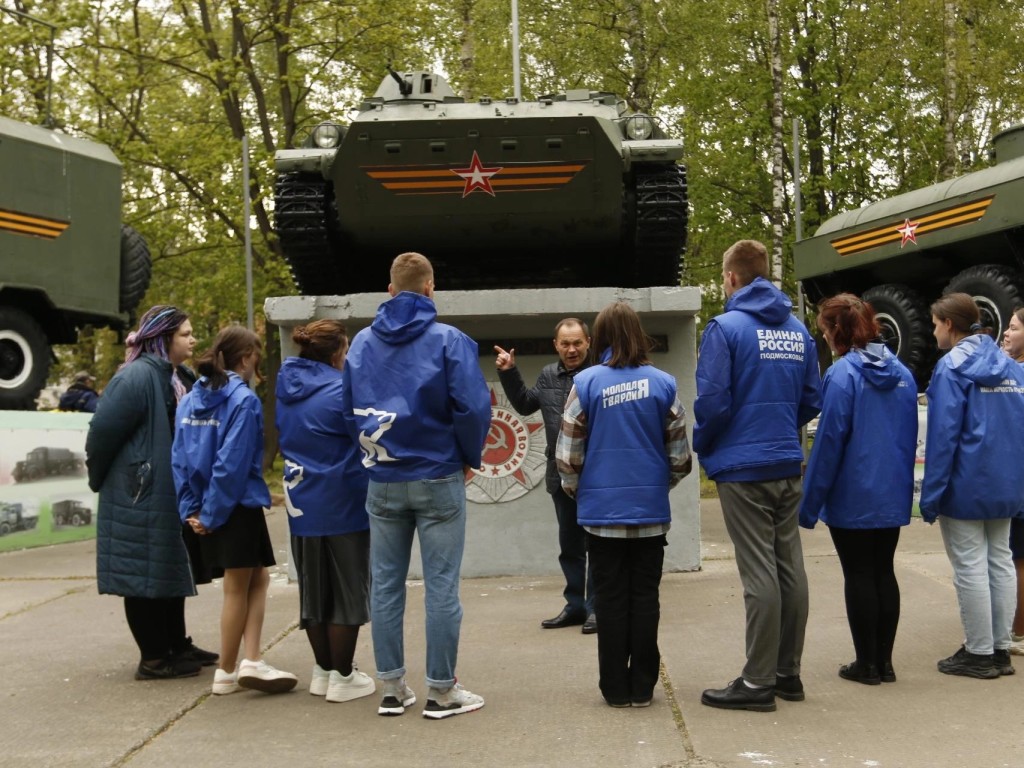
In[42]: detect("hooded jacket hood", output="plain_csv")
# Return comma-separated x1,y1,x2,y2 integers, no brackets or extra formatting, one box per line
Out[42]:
725,276,792,325
944,334,1015,387
371,291,437,345
188,373,248,416
847,342,905,391
276,356,340,405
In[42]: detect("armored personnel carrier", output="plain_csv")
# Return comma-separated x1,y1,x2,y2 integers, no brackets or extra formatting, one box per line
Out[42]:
0,116,152,409
794,124,1024,388
274,69,688,294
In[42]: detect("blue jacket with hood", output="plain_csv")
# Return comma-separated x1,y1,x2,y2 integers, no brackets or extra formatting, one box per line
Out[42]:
276,356,368,537
799,343,917,530
693,277,822,481
920,334,1024,523
341,291,491,481
171,372,271,532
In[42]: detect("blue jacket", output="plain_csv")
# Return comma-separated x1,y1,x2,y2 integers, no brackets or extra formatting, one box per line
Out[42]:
276,356,369,537
341,291,491,481
567,362,682,526
920,335,1024,523
800,344,917,529
693,277,821,481
171,373,271,531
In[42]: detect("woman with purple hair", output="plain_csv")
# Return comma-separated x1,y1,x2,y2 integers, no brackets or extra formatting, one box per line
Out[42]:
86,305,218,680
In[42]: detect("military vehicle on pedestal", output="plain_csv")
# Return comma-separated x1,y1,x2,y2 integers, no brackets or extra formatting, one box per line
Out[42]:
794,124,1024,388
274,68,688,294
0,116,152,409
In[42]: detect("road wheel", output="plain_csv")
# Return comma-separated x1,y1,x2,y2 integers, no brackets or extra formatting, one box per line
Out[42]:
944,264,1024,338
119,225,153,313
862,283,935,388
0,307,49,410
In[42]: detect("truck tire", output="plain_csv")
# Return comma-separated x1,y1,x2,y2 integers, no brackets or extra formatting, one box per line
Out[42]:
944,264,1024,337
0,307,50,411
862,284,934,388
71,512,83,526
119,225,153,313
0,522,9,536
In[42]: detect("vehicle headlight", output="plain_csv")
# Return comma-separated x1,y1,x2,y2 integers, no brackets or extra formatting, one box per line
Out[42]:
623,115,655,140
312,123,343,148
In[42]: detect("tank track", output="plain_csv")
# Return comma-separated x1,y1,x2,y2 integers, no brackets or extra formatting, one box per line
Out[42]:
631,164,689,286
274,172,346,294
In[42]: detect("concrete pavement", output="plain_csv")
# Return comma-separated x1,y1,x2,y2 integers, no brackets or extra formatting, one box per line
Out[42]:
1,501,1021,768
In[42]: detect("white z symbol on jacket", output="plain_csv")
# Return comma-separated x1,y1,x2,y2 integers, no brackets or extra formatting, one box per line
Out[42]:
282,459,304,518
353,407,399,468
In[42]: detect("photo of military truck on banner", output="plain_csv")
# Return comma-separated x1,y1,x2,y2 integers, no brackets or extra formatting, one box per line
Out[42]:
794,124,1024,389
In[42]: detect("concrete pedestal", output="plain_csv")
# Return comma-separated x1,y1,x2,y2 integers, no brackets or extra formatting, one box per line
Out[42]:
265,286,702,577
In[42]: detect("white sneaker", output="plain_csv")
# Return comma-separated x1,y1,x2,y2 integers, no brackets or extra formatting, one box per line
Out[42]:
310,664,330,696
212,668,239,695
422,682,484,719
378,677,417,716
237,658,298,694
326,668,376,703
1011,633,1024,656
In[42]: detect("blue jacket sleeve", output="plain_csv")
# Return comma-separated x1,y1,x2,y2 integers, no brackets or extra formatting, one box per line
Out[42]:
201,397,261,531
171,399,200,523
799,334,823,427
920,370,963,523
693,322,732,456
799,366,850,529
446,334,492,468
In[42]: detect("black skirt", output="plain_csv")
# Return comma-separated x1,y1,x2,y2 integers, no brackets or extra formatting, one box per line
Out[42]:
198,505,275,570
292,530,370,627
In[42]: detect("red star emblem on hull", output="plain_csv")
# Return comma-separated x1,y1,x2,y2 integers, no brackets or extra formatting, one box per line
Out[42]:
897,218,919,248
452,151,502,197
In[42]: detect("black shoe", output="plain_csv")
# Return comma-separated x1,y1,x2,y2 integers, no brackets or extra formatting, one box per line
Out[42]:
774,674,805,701
994,649,1015,676
880,662,897,683
175,636,219,666
581,614,598,634
135,656,201,681
604,697,631,708
701,677,776,712
541,608,586,629
839,660,881,685
937,646,1000,679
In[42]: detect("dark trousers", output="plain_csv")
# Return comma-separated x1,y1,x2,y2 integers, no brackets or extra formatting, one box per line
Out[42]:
552,488,594,615
828,526,901,668
587,532,666,704
123,596,187,661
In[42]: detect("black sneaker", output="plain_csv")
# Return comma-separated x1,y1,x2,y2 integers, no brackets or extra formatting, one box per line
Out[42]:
135,656,201,681
994,649,1015,676
176,637,219,666
701,677,776,712
937,646,1000,679
774,674,805,701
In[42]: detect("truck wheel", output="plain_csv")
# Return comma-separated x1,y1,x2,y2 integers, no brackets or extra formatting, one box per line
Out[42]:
944,264,1024,337
0,307,50,411
862,284,934,388
119,225,153,313
0,522,10,536
71,512,83,526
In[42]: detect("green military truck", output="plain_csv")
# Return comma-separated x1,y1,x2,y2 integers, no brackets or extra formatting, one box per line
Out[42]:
794,124,1024,388
51,499,92,527
275,69,688,294
0,116,152,410
12,446,85,483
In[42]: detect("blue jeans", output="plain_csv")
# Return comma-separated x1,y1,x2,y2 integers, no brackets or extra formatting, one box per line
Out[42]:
367,473,466,689
939,516,1015,655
